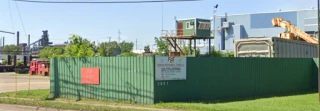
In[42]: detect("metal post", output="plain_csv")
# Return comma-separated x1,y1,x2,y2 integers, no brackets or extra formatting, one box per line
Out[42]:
174,39,177,52
28,35,30,51
17,31,19,46
208,38,211,55
317,0,320,102
2,37,4,47
212,4,218,53
14,55,17,97
194,39,196,55
189,39,192,55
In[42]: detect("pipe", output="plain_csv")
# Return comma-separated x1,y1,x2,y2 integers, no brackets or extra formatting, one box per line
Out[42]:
0,30,15,35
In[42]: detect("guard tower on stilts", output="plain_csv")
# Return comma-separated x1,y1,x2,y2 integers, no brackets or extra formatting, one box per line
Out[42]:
160,17,214,56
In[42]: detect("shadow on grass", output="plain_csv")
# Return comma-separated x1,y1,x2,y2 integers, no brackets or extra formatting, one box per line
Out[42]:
44,97,56,101
156,90,318,104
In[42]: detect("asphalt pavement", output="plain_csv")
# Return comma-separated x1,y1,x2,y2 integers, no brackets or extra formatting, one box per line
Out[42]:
0,72,50,93
0,72,53,111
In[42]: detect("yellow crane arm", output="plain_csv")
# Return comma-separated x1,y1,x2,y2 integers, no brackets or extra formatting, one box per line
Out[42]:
272,18,318,44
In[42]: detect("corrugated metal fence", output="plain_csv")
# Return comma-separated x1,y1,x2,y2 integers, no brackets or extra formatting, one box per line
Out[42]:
50,57,318,104
50,57,154,104
154,57,317,103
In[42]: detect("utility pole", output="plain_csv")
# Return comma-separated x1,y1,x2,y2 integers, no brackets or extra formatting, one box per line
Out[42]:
118,29,121,43
107,37,112,43
136,39,138,50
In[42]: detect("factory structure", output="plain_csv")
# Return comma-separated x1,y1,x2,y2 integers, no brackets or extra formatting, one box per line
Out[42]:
213,9,318,51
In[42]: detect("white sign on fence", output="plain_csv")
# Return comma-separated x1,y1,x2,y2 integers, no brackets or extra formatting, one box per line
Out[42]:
155,57,187,81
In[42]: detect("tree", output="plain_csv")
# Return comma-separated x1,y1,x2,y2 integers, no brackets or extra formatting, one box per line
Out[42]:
211,49,224,57
3,60,8,65
16,60,23,66
195,48,200,57
223,51,234,57
144,45,151,53
98,41,121,56
2,44,21,55
38,46,65,60
119,41,134,53
120,52,137,57
182,45,190,56
64,34,95,57
98,42,107,56
154,37,170,56
205,46,234,57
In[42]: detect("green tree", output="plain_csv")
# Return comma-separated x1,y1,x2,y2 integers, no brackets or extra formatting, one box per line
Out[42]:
2,45,21,55
154,37,170,56
98,41,121,56
39,46,65,60
182,45,190,56
223,51,234,57
120,52,137,57
119,41,134,53
64,35,95,57
144,45,151,53
3,60,8,65
16,60,23,66
38,47,52,60
211,49,224,57
98,42,107,56
194,48,200,57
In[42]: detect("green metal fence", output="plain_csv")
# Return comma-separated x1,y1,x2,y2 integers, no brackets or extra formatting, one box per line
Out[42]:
50,57,155,104
313,58,319,90
50,57,318,104
154,57,317,103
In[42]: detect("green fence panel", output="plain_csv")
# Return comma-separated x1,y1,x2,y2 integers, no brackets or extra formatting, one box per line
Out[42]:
50,57,154,104
313,58,319,90
154,57,316,103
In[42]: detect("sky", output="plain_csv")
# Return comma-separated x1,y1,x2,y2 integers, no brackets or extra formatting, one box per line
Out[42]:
0,0,318,50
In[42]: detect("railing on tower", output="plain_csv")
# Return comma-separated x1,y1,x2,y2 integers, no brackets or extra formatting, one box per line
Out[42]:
161,29,196,37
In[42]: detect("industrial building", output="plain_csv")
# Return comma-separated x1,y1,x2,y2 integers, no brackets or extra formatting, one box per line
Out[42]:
213,9,318,51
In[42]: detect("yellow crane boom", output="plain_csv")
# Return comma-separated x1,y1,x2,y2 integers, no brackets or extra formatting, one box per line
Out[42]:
272,18,318,44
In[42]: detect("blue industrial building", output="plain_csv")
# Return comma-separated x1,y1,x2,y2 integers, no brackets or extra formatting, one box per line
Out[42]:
213,9,318,51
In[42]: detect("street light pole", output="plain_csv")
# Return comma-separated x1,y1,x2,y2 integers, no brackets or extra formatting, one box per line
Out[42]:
211,4,218,53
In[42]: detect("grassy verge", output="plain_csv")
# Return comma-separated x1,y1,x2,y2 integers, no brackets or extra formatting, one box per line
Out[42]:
0,89,320,111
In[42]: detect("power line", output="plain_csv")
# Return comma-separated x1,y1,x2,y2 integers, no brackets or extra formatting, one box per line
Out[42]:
14,1,28,39
7,0,15,34
12,0,201,4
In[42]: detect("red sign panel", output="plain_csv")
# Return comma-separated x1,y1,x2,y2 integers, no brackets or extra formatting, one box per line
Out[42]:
81,68,100,85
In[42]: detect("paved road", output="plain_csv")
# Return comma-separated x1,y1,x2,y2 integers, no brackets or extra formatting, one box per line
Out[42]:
0,104,77,111
0,72,50,93
0,73,77,111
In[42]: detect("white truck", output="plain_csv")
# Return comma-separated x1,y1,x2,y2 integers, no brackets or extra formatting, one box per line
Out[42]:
233,37,318,58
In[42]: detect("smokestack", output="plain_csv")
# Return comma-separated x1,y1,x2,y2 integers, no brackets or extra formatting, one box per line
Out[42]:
28,34,30,51
3,37,4,47
17,31,19,46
